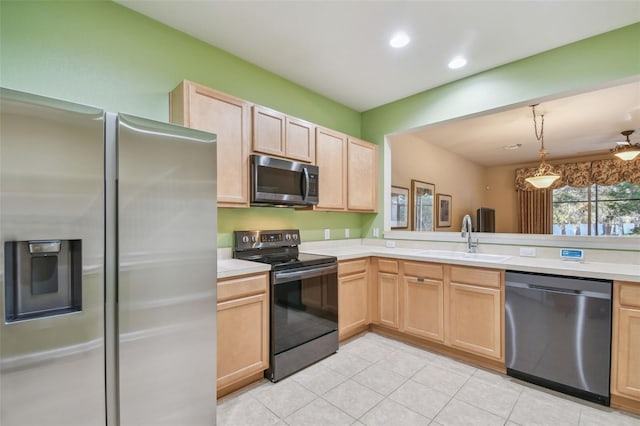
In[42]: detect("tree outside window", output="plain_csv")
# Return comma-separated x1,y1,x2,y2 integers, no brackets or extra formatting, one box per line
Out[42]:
553,182,640,236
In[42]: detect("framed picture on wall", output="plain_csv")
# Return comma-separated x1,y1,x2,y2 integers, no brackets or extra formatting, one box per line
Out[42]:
411,180,435,231
390,186,409,229
436,193,452,228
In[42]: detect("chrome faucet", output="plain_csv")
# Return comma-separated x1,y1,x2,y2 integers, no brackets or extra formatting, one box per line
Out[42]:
461,214,478,253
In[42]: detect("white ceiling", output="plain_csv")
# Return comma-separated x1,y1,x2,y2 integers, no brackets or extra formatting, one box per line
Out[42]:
400,79,640,166
116,1,640,112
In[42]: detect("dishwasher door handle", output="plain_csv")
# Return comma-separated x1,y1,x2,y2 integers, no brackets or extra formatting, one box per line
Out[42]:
507,280,610,299
528,284,581,295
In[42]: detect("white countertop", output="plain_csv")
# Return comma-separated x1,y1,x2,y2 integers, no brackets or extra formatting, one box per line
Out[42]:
217,258,270,279
300,245,640,283
217,243,640,283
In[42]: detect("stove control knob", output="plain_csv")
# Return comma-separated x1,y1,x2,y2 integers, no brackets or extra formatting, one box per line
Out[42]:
285,234,291,241
241,236,249,244
292,234,298,241
251,236,257,243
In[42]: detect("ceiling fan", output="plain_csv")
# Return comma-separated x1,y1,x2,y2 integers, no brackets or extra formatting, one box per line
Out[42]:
611,130,640,161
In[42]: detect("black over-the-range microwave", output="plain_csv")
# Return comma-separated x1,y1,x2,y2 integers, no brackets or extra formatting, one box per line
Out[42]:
250,154,319,207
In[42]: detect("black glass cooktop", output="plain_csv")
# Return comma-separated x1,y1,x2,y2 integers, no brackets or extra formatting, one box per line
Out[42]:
233,229,336,271
239,252,336,271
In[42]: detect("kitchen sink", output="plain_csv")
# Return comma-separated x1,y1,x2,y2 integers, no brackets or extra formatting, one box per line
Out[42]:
415,250,511,263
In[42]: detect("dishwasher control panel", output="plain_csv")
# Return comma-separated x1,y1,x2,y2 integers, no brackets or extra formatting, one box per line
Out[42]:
560,248,584,261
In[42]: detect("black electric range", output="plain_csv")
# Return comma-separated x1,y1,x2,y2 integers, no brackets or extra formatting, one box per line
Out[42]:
233,229,339,382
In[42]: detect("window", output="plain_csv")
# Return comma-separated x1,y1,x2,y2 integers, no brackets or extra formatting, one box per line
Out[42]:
552,182,640,236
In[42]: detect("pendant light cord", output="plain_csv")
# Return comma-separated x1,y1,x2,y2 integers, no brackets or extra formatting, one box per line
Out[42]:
531,105,546,154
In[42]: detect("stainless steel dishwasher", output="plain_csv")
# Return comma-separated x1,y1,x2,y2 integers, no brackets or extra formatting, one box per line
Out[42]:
505,271,612,405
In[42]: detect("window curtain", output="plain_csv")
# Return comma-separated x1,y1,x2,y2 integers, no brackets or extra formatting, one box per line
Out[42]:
518,189,552,234
514,158,640,233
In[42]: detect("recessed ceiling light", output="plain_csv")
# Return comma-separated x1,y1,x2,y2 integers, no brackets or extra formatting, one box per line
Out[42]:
503,143,522,150
448,56,467,69
390,32,410,48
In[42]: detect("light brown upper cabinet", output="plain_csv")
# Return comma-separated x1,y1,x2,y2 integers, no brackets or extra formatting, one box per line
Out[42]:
315,128,378,212
315,127,348,210
347,137,378,212
170,80,250,208
252,105,315,163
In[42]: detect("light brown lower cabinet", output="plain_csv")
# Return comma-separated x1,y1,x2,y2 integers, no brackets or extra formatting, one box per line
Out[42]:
371,258,504,365
448,282,502,359
447,265,503,360
338,258,369,340
402,261,445,342
216,273,269,397
611,281,640,414
377,259,400,329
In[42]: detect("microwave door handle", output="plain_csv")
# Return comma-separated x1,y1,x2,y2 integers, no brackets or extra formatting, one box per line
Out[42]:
302,167,310,201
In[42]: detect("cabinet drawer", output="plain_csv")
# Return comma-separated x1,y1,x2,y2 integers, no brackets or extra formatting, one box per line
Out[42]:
378,258,399,274
218,273,268,302
450,266,501,289
619,282,640,308
339,258,368,276
403,261,444,280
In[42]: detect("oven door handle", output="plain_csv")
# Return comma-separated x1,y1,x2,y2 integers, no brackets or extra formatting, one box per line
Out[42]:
273,263,338,284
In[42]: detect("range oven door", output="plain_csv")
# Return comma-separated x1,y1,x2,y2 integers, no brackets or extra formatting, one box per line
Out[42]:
271,263,338,356
265,262,338,382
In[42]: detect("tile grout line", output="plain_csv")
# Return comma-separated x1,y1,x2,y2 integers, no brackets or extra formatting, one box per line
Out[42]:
504,386,525,425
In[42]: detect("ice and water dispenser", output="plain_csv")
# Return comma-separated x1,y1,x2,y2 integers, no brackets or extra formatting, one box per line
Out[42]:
4,239,82,322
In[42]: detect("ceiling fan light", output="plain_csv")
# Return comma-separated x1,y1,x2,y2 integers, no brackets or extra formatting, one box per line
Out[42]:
612,144,640,161
611,130,639,161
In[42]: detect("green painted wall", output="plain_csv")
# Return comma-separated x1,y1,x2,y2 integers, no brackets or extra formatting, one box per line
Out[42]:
0,0,365,248
360,23,640,236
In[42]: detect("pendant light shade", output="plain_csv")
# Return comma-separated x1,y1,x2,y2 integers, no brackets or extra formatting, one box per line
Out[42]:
611,130,640,161
525,161,561,188
525,105,560,189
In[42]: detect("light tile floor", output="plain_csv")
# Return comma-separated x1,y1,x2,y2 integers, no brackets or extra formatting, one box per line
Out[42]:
217,332,640,426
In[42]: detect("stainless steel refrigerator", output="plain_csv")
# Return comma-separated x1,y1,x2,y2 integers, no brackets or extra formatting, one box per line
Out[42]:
0,88,217,425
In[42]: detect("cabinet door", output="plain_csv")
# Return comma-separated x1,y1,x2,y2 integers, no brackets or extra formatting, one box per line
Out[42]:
347,138,378,211
170,81,250,207
217,293,268,390
612,282,640,402
315,127,347,210
448,282,502,359
252,105,286,157
403,276,444,342
286,117,315,163
378,272,399,329
613,306,640,399
339,272,369,339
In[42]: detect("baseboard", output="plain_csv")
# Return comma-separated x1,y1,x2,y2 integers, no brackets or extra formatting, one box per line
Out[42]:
217,371,264,399
339,323,370,342
611,393,640,416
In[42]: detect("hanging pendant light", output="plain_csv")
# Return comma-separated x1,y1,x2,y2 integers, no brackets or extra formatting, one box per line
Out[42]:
611,130,640,161
525,105,561,189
